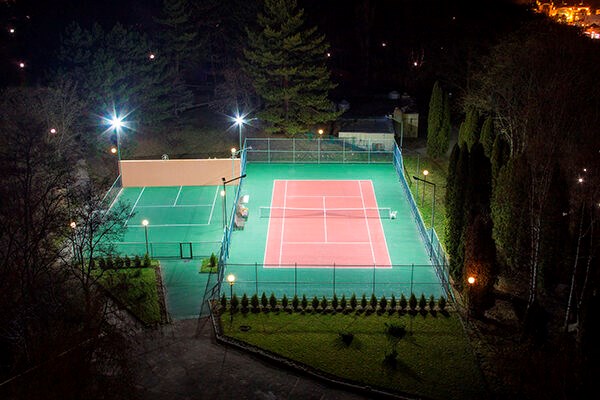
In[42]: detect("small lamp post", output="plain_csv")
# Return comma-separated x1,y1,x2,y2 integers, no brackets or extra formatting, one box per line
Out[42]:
142,219,149,256
413,175,436,259
235,116,245,153
422,169,429,206
466,275,476,321
70,221,77,259
227,273,236,322
231,147,236,178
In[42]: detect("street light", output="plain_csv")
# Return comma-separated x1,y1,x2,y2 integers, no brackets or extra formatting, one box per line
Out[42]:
422,169,429,206
227,273,236,322
466,275,476,321
234,115,245,152
413,175,436,259
142,219,149,256
220,190,227,230
231,147,236,178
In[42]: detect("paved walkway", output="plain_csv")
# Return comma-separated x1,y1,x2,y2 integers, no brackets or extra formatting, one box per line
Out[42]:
133,318,372,400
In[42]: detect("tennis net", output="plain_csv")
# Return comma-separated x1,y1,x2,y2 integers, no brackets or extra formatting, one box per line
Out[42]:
258,206,393,219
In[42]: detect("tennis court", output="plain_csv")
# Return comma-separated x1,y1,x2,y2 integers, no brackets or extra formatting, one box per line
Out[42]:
224,162,445,301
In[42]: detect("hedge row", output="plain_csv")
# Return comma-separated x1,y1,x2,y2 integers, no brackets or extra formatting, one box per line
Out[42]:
220,292,448,314
91,254,152,269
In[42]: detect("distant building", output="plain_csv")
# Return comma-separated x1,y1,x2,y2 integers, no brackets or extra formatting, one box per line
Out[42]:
338,118,395,150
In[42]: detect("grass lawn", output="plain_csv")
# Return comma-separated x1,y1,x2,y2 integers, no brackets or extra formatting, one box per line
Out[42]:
221,310,486,400
402,154,448,247
97,267,162,325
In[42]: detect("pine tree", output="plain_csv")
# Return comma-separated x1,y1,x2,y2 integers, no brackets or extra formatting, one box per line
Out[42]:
480,116,495,158
458,108,479,151
427,81,451,158
448,144,469,282
491,133,510,185
243,0,341,135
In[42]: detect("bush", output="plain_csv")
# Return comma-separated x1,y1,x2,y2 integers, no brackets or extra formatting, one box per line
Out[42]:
390,294,397,310
282,294,288,309
115,256,124,268
332,294,339,309
370,294,378,309
320,296,328,310
98,257,106,270
360,294,368,309
269,293,277,309
124,255,131,268
379,296,387,311
241,293,249,310
429,295,436,311
339,332,354,346
301,294,308,309
134,255,142,267
350,294,357,310
419,294,427,310
399,294,407,310
230,294,239,311
292,294,299,310
106,255,114,269
311,296,319,310
89,258,96,270
385,322,407,340
209,252,217,267
220,294,227,310
409,293,417,310
340,294,347,309
143,253,151,267
251,294,259,311
261,292,268,308
439,296,447,311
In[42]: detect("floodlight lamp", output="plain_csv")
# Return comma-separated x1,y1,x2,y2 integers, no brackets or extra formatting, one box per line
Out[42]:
227,274,236,284
231,148,236,154
142,219,149,226
220,190,226,197
318,129,324,135
149,53,155,60
110,146,117,154
467,276,476,285
19,62,25,68
9,28,15,34
49,128,57,134
234,116,245,125
578,177,583,183
110,115,124,130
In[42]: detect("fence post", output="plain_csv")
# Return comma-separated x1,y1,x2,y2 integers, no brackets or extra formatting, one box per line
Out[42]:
268,138,271,163
255,262,258,295
372,264,376,295
333,262,336,297
343,139,346,163
410,263,414,296
294,262,297,297
293,138,296,163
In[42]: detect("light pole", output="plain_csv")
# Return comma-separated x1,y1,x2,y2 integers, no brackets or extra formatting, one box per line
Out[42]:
70,221,77,260
234,115,245,153
421,169,429,206
220,189,227,230
142,219,149,256
231,147,236,179
413,175,436,259
221,174,247,231
227,273,236,323
466,275,476,321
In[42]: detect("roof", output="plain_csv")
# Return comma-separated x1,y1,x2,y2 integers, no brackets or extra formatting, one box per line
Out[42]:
338,117,394,134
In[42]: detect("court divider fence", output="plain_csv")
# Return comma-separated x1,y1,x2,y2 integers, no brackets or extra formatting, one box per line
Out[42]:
113,241,222,260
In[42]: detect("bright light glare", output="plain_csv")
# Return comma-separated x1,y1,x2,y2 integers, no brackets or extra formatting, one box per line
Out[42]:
220,190,226,197
318,129,324,135
49,128,57,134
110,146,117,154
578,177,583,183
227,274,236,284
142,219,149,226
468,276,475,284
235,116,245,125
19,62,25,68
70,221,76,229
9,28,15,34
149,53,155,60
110,116,124,130
423,169,429,176
231,148,236,154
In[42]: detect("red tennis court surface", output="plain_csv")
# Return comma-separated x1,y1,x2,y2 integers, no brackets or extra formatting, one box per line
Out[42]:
263,180,392,268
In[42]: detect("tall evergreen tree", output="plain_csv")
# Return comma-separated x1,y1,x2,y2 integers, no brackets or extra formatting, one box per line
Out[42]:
448,144,469,282
458,108,479,151
427,81,443,157
480,116,495,158
243,0,340,135
490,133,510,186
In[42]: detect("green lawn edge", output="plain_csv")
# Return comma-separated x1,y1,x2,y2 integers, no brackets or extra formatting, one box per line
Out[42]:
219,310,486,400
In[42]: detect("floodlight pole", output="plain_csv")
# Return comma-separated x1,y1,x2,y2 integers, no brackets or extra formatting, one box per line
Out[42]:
413,176,436,259
221,174,247,231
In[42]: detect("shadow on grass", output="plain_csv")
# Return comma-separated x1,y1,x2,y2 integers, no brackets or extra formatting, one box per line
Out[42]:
332,334,363,351
382,354,423,382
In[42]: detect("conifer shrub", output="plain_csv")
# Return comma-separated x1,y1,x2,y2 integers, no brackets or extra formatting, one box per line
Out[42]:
419,294,427,311
379,296,388,311
429,295,436,311
251,294,259,312
332,294,339,310
339,332,354,346
261,292,268,308
301,294,308,310
399,294,407,310
409,293,417,310
134,255,142,267
370,293,378,309
350,294,357,310
124,255,131,268
143,253,151,267
241,293,249,311
340,294,347,310
269,292,277,309
292,294,299,310
230,294,239,311
360,294,368,309
115,256,124,268
311,296,319,310
390,294,397,311
320,296,328,311
282,294,289,309
220,294,227,310
438,296,447,311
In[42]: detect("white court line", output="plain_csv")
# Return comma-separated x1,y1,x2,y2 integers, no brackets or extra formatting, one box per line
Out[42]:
128,223,209,227
263,182,278,265
286,195,361,198
358,181,376,264
173,186,183,206
124,187,146,226
323,196,327,242
207,186,219,224
107,188,124,212
285,241,371,245
278,180,288,266
369,180,392,263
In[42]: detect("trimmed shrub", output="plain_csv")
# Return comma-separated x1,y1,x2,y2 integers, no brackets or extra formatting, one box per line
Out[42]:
439,296,447,311
379,296,388,311
124,255,131,268
230,294,239,311
106,256,114,269
98,257,106,269
339,332,354,346
419,294,427,310
220,294,227,310
340,294,347,310
429,295,436,311
409,293,417,310
241,293,249,310
399,294,407,310
269,293,277,309
261,292,268,308
282,294,289,309
360,294,368,309
332,294,339,310
143,253,151,267
320,296,328,310
292,294,299,310
311,296,319,310
370,294,378,309
390,294,397,310
134,255,142,267
115,256,124,268
251,294,259,311
301,294,308,309
350,294,357,310
385,322,407,340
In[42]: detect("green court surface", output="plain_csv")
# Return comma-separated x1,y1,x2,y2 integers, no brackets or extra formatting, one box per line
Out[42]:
224,163,444,301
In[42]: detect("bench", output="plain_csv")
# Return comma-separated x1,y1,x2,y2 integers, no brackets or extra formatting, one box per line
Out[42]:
234,213,245,230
